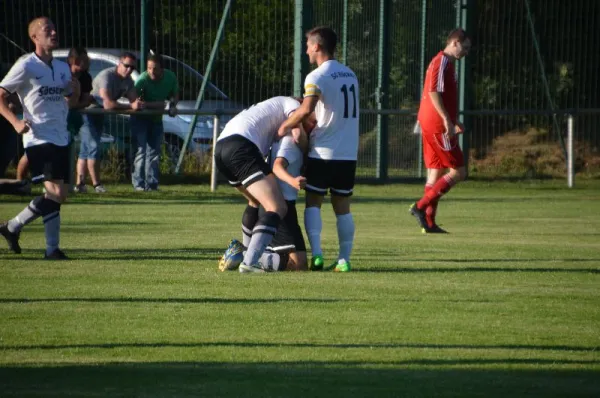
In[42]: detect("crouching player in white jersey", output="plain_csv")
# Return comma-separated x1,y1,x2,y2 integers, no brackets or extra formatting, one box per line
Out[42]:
214,96,304,273
278,26,359,272
0,17,78,259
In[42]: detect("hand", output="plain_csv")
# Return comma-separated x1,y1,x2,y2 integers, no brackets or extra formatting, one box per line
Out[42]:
443,117,456,139
131,99,145,110
278,124,291,138
291,176,307,190
168,103,178,117
456,121,465,134
291,127,303,145
13,119,31,134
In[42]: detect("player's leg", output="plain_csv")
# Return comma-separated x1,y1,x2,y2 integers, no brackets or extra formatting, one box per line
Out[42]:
328,160,357,272
42,178,68,259
410,129,443,230
241,200,259,248
305,191,324,269
267,200,307,271
1,144,68,258
304,157,329,270
16,153,28,181
425,168,443,229
131,116,148,191
239,175,287,272
328,195,353,272
40,144,70,259
411,130,465,232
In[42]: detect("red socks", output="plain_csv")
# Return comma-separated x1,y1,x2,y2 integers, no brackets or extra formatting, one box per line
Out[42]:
417,175,456,211
424,184,439,228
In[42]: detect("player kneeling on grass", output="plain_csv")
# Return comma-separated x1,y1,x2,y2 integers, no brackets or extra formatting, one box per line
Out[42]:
219,130,310,272
214,96,306,273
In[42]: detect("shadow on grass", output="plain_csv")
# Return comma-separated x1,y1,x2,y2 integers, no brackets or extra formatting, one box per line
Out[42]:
0,361,598,397
1,341,598,353
0,297,346,305
354,266,600,274
0,247,224,262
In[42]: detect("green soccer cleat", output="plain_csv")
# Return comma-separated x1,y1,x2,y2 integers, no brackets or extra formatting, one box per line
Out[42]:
310,255,324,271
325,259,351,272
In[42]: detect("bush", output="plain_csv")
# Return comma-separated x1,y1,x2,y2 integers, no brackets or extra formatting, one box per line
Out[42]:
469,127,600,178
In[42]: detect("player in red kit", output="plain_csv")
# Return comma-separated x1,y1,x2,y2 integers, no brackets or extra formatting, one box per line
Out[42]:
410,28,471,233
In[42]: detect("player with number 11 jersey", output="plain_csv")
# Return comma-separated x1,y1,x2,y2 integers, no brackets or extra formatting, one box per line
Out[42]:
304,60,359,161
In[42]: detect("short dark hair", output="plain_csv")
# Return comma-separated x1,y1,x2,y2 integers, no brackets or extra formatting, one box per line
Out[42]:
147,54,163,68
306,26,337,55
120,51,137,61
67,47,87,65
446,28,469,44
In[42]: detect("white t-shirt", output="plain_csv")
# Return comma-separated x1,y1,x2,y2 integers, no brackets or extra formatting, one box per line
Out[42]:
270,135,303,201
218,96,300,156
304,60,359,160
0,53,72,148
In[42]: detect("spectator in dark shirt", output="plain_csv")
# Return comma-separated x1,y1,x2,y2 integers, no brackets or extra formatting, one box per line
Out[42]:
68,47,105,193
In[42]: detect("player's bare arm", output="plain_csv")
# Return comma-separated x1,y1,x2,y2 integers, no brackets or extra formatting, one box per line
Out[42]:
273,157,306,191
0,88,29,134
277,96,318,137
429,91,455,137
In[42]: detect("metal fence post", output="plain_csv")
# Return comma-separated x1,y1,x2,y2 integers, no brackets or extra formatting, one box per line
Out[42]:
567,114,574,188
418,0,427,178
293,0,313,97
341,0,348,65
376,0,390,181
211,114,221,192
140,0,148,73
456,0,472,174
175,0,233,174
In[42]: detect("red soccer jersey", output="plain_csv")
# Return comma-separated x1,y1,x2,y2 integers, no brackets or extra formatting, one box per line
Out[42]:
417,51,458,131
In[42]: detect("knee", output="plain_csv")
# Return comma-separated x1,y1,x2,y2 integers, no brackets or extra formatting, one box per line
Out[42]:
450,167,467,182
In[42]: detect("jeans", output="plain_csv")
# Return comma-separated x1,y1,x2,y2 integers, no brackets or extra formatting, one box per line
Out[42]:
131,116,164,190
78,114,103,160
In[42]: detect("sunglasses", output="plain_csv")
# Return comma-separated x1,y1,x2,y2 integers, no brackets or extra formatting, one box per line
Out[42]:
121,62,136,70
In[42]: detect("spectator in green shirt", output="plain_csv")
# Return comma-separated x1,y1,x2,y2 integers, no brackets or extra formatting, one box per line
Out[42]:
131,54,178,191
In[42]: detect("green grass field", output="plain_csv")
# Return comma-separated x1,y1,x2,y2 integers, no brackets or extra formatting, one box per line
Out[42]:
1,180,599,397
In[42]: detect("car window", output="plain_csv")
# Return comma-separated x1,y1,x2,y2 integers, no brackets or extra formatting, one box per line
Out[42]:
161,57,227,101
88,59,117,79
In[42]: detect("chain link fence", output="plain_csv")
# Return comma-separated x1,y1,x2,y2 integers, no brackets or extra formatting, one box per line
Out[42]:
2,0,599,181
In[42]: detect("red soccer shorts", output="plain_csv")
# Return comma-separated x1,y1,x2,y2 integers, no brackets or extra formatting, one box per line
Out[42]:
421,124,465,169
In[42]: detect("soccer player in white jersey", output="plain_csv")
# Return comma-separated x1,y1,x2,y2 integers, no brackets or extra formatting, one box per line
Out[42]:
219,132,309,272
278,26,359,272
214,96,303,273
0,17,78,259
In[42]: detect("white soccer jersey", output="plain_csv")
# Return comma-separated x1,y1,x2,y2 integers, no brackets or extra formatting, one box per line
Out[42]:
0,53,72,148
218,96,300,156
270,135,303,201
304,60,359,160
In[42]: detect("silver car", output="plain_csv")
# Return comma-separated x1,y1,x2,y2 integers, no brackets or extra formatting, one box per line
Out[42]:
53,48,239,162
